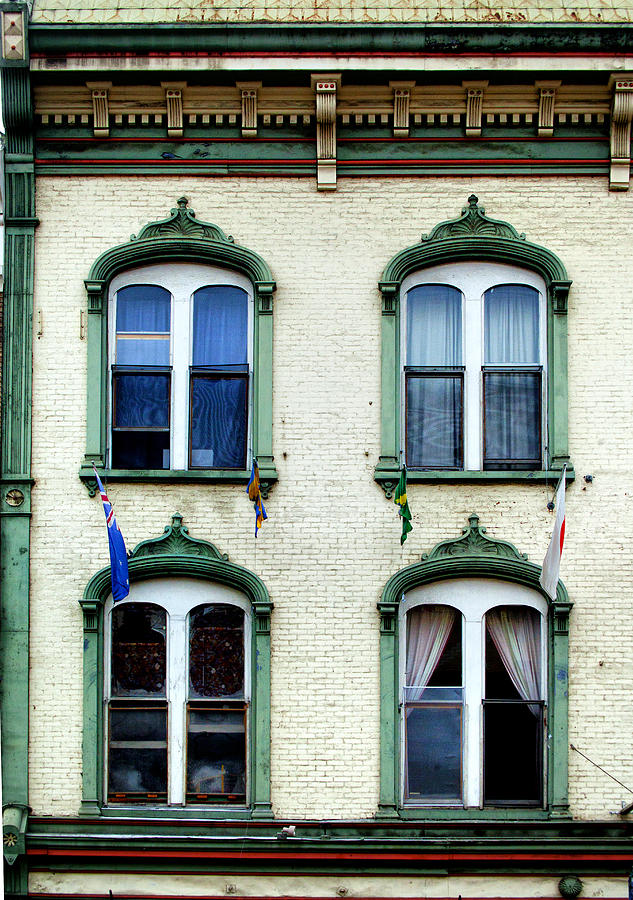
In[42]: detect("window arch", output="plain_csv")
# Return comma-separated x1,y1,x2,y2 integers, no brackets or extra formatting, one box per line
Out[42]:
377,514,572,820
80,197,277,494
375,195,573,493
80,514,273,819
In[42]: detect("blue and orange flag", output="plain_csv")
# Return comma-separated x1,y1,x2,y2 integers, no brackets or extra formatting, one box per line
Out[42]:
246,459,268,538
93,466,130,602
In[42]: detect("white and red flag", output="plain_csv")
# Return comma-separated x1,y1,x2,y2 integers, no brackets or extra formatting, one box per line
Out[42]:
539,466,567,601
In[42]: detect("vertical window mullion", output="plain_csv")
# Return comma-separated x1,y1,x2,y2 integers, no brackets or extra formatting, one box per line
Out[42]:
168,612,187,806
462,614,483,808
463,295,482,471
171,291,189,471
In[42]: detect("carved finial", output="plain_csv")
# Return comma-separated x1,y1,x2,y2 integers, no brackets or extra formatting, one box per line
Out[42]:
177,197,189,210
171,512,184,529
468,194,479,208
467,512,480,530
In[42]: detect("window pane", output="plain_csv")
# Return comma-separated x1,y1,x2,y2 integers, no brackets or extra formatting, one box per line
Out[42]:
406,605,462,690
483,701,543,805
484,372,541,467
116,285,171,332
114,374,170,428
406,284,462,366
108,704,167,799
406,375,462,468
485,605,542,701
111,430,170,470
485,284,539,364
193,286,248,367
116,337,170,366
111,604,166,696
189,604,245,699
405,705,462,802
190,376,247,469
186,707,246,801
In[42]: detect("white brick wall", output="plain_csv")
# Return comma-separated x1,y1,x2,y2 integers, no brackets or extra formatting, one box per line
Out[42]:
29,175,633,820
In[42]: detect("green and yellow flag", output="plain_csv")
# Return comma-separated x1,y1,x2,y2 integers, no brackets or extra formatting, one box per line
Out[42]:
394,467,412,545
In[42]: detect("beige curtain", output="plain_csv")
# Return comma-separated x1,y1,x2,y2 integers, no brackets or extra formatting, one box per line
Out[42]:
406,605,457,702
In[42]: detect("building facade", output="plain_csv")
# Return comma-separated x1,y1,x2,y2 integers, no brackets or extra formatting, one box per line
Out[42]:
1,1,633,899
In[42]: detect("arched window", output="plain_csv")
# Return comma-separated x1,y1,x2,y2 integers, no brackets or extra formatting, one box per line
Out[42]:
105,582,250,806
80,198,277,493
402,266,546,471
375,196,573,493
401,584,546,808
80,515,273,819
378,515,572,820
109,264,253,471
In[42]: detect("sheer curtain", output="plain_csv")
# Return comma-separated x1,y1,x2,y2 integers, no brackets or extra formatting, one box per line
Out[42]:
116,284,171,366
407,285,462,366
484,284,539,364
406,605,456,701
486,606,541,714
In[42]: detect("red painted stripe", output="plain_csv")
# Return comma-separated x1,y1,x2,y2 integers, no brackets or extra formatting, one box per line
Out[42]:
33,158,608,167
560,516,566,554
26,848,633,861
29,50,633,60
34,136,605,144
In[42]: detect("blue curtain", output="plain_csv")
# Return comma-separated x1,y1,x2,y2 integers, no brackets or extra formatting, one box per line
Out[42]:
116,284,171,366
190,377,247,468
407,284,462,366
193,286,248,367
406,375,462,468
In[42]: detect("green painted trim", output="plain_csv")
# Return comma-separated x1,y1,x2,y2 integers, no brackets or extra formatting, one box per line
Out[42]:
28,22,633,57
375,195,572,488
376,468,575,498
0,57,37,886
79,467,278,498
80,198,277,487
80,513,273,818
79,514,273,818
377,514,572,820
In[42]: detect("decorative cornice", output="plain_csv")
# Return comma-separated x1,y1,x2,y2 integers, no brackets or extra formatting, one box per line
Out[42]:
130,513,228,562
380,195,570,286
380,514,571,607
312,73,340,191
85,197,275,287
82,514,273,608
132,196,233,243
422,513,528,563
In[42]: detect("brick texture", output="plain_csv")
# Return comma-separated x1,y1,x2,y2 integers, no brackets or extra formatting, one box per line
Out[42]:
28,176,633,821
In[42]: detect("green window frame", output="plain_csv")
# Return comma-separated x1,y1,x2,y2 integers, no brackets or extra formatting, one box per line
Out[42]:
79,514,274,820
79,197,277,494
375,195,574,493
377,514,572,821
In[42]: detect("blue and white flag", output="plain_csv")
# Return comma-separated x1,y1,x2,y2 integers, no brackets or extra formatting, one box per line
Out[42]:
93,466,130,603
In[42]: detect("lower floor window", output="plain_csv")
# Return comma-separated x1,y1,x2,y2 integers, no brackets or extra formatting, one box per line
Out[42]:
106,580,250,806
402,580,546,808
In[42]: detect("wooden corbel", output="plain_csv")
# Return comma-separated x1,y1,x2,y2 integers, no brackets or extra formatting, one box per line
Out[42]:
390,81,415,138
162,81,186,138
86,81,111,138
609,75,633,191
237,81,261,138
463,81,488,137
536,80,561,138
312,74,341,191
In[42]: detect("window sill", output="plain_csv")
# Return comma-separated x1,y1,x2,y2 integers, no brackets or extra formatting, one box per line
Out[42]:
85,804,261,821
79,464,278,496
375,464,574,496
395,807,553,821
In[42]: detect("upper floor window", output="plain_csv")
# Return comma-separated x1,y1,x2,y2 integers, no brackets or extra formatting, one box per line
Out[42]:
402,263,546,472
106,578,250,806
109,264,252,472
401,579,547,809
375,196,573,490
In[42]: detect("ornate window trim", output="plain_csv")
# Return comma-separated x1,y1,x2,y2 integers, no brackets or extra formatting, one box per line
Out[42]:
79,197,277,496
377,514,572,821
375,195,574,495
79,514,274,820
